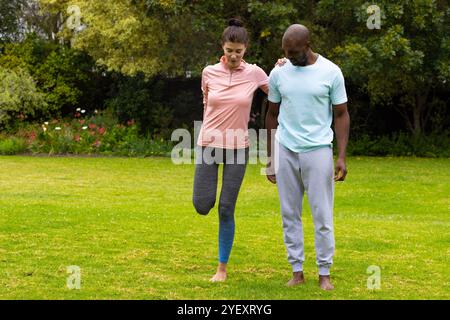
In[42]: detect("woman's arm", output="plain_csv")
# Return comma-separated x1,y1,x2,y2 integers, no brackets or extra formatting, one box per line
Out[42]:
260,83,269,94
254,65,269,94
201,68,209,111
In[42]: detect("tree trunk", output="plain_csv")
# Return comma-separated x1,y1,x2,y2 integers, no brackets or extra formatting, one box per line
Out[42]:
412,89,429,136
413,95,422,136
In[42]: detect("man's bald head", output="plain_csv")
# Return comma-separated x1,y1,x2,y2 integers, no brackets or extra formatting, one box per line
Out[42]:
281,24,313,66
282,24,310,46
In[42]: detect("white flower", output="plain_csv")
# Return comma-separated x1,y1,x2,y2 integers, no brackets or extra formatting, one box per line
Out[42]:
81,110,86,113
55,127,61,130
42,125,47,132
94,110,98,114
76,108,81,112
44,122,49,125
82,126,88,130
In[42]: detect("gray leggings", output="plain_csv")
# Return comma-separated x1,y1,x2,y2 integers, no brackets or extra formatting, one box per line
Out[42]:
193,146,249,263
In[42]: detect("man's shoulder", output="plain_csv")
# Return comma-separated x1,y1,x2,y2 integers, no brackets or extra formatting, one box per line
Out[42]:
319,55,342,73
269,64,285,78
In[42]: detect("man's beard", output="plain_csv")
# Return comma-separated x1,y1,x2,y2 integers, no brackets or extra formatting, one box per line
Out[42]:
290,53,308,66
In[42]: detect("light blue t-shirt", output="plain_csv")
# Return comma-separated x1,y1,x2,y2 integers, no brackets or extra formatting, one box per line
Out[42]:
268,55,347,153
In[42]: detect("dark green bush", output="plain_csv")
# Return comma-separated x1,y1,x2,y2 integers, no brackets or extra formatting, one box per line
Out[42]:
346,132,450,157
0,35,109,121
106,74,174,139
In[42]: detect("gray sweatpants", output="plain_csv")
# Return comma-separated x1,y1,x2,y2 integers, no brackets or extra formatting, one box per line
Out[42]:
274,141,335,276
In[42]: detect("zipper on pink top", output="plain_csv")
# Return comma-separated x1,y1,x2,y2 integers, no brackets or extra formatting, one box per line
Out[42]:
228,70,233,86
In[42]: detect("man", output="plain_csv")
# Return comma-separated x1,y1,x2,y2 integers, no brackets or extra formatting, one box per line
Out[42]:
265,24,350,290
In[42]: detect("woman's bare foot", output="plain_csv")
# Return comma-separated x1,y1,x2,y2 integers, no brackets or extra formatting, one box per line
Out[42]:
319,275,334,290
286,271,305,287
210,263,227,282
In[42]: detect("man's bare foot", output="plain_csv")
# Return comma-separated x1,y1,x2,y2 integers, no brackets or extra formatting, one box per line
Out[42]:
210,263,227,282
319,275,334,290
286,271,305,287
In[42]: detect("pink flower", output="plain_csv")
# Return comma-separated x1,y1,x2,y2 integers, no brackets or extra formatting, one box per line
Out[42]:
88,123,97,130
74,134,81,142
28,131,37,142
93,140,101,148
127,119,135,126
98,127,106,135
79,119,85,125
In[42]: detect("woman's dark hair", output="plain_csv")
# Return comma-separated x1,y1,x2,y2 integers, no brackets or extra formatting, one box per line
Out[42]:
221,18,249,45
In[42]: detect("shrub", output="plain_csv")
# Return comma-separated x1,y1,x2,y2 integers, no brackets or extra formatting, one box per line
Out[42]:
106,75,175,138
0,35,109,119
346,132,450,157
0,136,27,155
0,66,47,130
27,109,174,156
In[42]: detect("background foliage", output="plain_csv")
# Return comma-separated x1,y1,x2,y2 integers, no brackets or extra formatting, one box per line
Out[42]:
0,0,448,155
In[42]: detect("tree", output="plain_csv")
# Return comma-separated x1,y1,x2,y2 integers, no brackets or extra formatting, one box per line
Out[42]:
0,0,25,42
37,0,450,135
1,0,65,43
0,34,104,117
40,0,168,76
0,66,47,128
327,0,449,135
39,0,303,76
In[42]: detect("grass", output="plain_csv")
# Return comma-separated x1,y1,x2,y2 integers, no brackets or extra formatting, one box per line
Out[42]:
0,155,448,299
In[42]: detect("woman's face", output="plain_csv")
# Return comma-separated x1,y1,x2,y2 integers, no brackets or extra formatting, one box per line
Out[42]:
222,42,247,69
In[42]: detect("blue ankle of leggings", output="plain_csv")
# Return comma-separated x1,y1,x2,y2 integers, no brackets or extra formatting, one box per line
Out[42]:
218,217,235,263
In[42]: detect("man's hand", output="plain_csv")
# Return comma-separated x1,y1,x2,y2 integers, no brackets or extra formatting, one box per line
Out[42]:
266,162,276,184
333,103,349,182
334,158,347,182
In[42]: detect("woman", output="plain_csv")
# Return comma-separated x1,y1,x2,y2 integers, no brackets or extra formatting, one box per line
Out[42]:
193,18,269,282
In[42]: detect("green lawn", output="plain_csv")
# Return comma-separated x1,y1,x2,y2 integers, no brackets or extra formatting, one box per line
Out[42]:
0,155,449,299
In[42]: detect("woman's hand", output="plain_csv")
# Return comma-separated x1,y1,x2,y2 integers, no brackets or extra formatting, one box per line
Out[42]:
274,57,287,67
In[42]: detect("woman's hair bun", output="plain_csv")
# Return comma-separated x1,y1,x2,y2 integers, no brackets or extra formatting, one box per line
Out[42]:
228,18,244,27
222,18,248,45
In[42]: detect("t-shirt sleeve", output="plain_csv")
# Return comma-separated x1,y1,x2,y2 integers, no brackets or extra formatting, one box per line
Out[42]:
268,68,281,103
253,65,269,91
201,68,209,110
330,68,348,105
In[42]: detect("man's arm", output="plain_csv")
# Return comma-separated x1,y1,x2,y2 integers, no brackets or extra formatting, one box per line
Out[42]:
333,103,350,181
265,101,280,184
